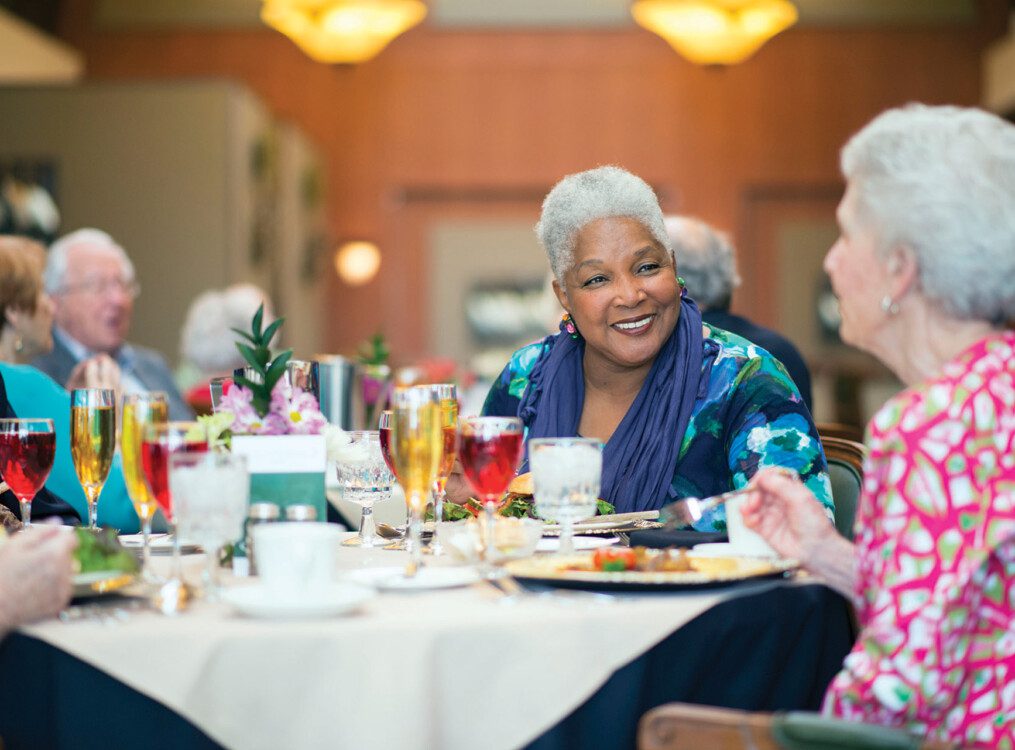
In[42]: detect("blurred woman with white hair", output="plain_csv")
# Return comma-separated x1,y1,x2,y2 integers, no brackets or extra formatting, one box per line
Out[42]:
177,284,273,414
743,104,1015,745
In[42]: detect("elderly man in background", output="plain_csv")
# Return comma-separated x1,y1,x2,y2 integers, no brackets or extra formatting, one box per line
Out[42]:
32,229,193,420
666,216,813,413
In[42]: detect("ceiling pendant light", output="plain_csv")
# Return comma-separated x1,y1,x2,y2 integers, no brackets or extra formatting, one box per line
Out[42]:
262,0,427,64
631,0,798,66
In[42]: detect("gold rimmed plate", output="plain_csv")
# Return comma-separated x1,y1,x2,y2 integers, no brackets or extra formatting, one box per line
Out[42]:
72,571,137,599
504,553,797,592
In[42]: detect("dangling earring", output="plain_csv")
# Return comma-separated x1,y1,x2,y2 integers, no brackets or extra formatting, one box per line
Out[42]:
560,313,581,340
13,335,24,354
880,295,900,316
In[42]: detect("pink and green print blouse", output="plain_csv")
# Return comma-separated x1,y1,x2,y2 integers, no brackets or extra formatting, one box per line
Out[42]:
825,332,1015,748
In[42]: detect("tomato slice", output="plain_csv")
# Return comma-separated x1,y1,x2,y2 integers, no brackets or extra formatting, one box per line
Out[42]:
592,547,637,572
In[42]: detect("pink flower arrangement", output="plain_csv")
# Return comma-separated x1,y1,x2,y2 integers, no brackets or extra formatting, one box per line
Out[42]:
219,379,328,437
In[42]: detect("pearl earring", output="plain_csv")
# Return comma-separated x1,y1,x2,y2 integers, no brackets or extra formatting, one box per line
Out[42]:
880,295,900,316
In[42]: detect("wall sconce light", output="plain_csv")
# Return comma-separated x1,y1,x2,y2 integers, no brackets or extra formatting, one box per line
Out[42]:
631,0,798,66
334,240,381,285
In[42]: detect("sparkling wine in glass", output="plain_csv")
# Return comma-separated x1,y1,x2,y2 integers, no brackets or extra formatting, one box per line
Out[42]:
0,418,56,527
529,438,603,555
427,384,458,555
391,387,442,577
170,451,248,600
335,431,394,548
459,417,524,575
141,421,209,590
121,392,168,580
70,388,116,529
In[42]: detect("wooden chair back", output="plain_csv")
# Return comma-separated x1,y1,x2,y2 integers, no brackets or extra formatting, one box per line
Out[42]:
820,435,867,541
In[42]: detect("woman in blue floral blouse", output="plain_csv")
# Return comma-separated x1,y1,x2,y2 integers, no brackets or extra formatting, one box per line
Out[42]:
458,166,832,532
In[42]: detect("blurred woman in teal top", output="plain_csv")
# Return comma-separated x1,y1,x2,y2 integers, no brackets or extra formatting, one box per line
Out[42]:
0,236,162,532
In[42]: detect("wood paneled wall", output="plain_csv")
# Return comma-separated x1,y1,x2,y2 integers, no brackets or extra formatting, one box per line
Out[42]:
57,0,1005,361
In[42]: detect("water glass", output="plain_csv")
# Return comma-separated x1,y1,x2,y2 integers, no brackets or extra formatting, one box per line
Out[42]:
170,452,249,599
334,431,394,547
530,438,603,555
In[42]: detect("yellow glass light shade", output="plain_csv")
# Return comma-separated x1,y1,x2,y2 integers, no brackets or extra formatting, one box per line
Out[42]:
261,0,427,64
631,0,797,65
334,241,382,285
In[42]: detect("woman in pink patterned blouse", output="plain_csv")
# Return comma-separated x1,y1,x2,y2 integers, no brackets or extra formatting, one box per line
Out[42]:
742,104,1015,749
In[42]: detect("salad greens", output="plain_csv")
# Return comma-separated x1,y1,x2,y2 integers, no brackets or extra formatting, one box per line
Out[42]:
74,528,139,575
428,497,614,522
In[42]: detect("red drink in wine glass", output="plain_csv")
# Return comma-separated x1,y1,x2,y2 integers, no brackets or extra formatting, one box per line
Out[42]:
459,430,523,504
0,419,56,526
378,411,397,477
141,423,208,521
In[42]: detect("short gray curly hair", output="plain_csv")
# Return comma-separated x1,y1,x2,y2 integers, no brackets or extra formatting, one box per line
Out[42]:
664,216,740,311
535,166,670,284
842,103,1015,325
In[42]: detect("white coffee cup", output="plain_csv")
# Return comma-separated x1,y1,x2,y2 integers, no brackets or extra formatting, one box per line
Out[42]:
252,522,343,594
724,494,778,558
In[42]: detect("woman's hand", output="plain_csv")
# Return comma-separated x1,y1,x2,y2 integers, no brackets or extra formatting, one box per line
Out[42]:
66,354,122,393
741,467,838,569
443,457,472,506
0,526,77,635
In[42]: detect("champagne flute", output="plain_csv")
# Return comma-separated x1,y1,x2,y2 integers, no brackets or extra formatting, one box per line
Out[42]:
170,451,248,600
0,418,56,527
121,392,168,580
459,417,524,576
390,386,442,578
529,438,602,555
70,388,116,529
141,421,209,600
427,384,458,556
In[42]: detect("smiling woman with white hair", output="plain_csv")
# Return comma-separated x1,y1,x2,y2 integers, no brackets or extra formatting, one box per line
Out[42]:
742,104,1015,745
446,165,831,530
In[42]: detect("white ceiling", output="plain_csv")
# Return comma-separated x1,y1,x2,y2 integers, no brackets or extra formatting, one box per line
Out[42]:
94,0,979,30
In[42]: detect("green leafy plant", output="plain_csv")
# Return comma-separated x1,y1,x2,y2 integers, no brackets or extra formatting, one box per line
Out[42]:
231,304,292,418
357,332,389,366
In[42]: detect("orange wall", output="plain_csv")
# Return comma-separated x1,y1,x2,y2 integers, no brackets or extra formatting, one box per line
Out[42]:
58,1,1005,361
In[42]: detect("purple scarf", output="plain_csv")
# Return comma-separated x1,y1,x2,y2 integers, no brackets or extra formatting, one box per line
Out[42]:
518,294,709,513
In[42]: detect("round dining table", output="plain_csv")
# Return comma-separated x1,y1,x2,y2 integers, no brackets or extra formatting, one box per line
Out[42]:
0,534,854,750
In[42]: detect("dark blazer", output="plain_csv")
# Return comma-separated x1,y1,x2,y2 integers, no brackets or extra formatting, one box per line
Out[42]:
32,334,194,421
703,310,814,414
0,373,80,524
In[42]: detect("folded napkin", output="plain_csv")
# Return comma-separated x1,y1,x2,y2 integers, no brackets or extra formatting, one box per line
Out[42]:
627,528,727,549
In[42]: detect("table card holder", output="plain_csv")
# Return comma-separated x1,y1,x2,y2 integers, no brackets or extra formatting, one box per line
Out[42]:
231,434,327,525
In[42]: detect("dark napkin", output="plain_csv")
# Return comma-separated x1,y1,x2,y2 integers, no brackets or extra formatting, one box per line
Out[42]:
627,528,727,549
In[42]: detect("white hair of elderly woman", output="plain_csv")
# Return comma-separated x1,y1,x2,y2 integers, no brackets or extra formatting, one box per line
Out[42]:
43,228,136,294
842,103,1015,326
664,216,741,311
536,165,671,284
179,284,274,375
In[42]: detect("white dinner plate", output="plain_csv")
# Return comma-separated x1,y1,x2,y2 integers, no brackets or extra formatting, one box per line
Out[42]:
221,582,374,619
342,565,480,591
536,536,619,552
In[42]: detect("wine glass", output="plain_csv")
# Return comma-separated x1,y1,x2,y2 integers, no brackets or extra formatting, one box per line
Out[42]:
458,417,524,576
0,418,56,527
170,451,248,600
335,431,394,548
390,386,442,578
70,388,116,529
427,384,459,556
529,438,603,555
141,421,209,596
121,392,168,581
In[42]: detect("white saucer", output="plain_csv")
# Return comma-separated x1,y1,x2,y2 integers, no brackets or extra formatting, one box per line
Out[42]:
692,542,778,559
343,565,479,591
536,536,618,552
221,582,374,619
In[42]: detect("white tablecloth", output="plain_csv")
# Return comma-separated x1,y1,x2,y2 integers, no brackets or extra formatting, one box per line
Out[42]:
22,539,776,750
